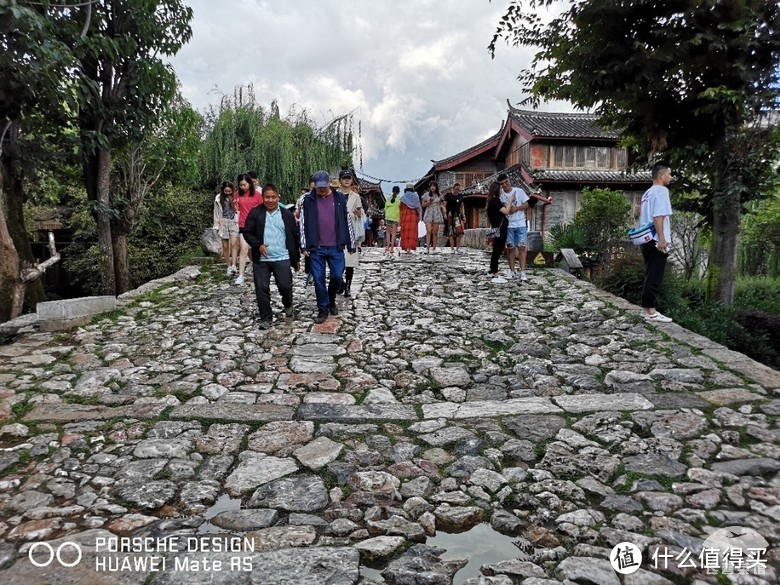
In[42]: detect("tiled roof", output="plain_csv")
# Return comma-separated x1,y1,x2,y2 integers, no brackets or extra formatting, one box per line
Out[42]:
431,126,503,168
530,168,651,183
508,104,619,139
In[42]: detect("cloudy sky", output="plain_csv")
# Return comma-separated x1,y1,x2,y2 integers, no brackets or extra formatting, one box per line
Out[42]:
168,0,571,189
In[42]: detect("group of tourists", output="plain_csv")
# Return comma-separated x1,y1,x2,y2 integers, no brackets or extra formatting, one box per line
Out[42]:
212,169,541,327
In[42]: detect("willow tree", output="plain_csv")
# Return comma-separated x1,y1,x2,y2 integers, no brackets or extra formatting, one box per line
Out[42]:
490,0,780,304
200,86,354,203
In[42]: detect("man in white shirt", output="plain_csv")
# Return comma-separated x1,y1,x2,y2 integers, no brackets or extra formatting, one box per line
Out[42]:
497,173,530,281
638,163,674,323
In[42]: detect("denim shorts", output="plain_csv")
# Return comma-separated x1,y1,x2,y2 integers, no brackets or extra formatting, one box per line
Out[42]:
506,226,527,248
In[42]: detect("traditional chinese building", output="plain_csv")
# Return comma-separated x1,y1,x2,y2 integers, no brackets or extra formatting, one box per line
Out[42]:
415,103,651,239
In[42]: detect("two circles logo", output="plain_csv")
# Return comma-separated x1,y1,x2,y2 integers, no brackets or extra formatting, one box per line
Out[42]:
28,542,82,568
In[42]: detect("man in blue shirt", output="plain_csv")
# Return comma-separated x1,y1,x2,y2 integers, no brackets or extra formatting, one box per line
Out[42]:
243,184,301,329
299,171,356,323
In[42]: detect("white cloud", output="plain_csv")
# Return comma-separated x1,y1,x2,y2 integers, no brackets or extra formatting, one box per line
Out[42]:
168,0,568,186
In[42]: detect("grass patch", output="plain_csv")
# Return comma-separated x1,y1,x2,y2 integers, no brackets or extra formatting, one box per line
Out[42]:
11,398,34,420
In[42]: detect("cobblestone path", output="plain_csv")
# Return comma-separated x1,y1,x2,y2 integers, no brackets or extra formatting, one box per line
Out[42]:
0,248,778,584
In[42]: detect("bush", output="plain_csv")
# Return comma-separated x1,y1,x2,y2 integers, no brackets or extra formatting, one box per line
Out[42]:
547,222,589,253
65,183,211,294
573,187,631,253
595,248,686,314
596,253,778,368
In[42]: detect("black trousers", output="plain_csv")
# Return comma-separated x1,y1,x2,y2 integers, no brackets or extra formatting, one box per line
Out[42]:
641,242,668,308
490,224,508,275
252,260,293,321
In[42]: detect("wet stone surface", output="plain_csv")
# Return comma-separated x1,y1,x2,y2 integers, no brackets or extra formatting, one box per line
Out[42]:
0,250,778,584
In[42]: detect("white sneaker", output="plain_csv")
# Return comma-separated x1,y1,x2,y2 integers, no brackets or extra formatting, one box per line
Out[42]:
491,277,507,284
227,266,237,276
640,311,672,323
520,271,527,282
235,275,245,285
504,270,515,279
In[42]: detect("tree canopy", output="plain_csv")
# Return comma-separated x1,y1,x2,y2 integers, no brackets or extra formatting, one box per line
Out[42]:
490,0,780,304
200,87,354,202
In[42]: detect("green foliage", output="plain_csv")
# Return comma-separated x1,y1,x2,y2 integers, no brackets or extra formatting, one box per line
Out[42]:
490,0,780,305
65,184,211,294
596,252,778,367
596,249,687,314
740,195,780,277
199,87,354,203
547,222,589,253
572,187,631,252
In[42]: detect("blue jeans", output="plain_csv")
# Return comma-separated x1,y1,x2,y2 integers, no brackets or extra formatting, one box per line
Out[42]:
309,246,345,313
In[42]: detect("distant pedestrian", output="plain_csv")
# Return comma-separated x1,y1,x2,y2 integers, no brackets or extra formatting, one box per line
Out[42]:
639,163,674,323
340,170,363,297
422,181,444,253
300,171,356,324
400,183,422,253
485,181,509,282
212,180,239,275
498,173,529,281
384,186,401,254
243,184,300,329
235,173,264,285
444,183,465,253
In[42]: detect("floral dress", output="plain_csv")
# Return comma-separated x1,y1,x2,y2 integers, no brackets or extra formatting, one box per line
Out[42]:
422,192,444,224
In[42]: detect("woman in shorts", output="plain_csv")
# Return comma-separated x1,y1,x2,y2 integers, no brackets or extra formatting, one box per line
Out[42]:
213,181,239,275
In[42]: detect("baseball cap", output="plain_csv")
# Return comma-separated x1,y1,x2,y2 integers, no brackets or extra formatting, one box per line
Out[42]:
405,183,415,190
313,171,330,188
339,170,352,180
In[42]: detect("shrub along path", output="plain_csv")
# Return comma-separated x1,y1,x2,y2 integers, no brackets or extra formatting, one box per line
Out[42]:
0,248,778,584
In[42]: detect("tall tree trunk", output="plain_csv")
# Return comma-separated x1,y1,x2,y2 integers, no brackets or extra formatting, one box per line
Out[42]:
0,121,45,314
111,230,131,294
707,141,739,305
0,206,23,323
85,147,116,295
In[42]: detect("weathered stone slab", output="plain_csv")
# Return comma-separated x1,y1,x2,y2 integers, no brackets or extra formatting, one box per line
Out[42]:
553,393,653,413
291,344,346,357
701,348,780,388
294,436,344,470
696,388,765,405
248,475,329,511
152,547,360,585
224,453,298,496
37,296,116,325
422,398,561,419
170,403,293,422
288,357,337,374
298,403,418,421
623,454,687,478
24,401,167,422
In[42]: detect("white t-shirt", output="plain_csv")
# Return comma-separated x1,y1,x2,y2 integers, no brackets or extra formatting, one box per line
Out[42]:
500,187,529,228
639,184,673,243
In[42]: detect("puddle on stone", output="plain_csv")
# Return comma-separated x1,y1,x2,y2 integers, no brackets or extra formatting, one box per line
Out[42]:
196,494,242,534
360,523,523,584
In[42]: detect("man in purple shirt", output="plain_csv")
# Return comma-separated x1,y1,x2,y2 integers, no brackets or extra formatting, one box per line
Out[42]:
299,171,356,323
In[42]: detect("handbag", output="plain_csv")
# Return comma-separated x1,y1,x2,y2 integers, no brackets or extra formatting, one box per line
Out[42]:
454,217,464,236
628,222,655,245
417,221,427,238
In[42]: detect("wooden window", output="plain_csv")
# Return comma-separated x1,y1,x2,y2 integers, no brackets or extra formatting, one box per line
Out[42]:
454,172,491,189
551,145,614,169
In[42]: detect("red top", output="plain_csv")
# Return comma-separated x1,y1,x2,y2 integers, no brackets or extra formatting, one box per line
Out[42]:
236,190,263,229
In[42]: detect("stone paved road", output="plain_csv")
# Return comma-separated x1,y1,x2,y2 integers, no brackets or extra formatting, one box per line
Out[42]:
0,248,778,585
